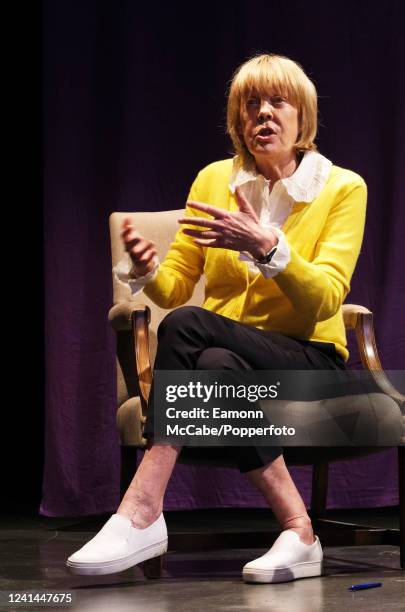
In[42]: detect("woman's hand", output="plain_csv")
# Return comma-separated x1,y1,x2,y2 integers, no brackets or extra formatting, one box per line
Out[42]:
178,187,278,260
121,218,157,277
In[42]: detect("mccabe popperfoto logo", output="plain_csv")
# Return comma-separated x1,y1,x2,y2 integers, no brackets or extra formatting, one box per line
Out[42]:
153,370,405,447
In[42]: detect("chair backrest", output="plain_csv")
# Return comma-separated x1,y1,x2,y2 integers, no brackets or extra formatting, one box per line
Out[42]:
109,210,205,362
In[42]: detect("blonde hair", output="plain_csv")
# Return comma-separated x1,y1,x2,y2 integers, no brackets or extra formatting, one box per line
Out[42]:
227,54,318,165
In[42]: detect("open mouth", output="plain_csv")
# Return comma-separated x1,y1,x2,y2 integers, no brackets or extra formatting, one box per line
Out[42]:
257,127,275,137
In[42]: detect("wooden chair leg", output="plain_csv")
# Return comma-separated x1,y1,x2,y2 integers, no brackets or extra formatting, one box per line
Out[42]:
398,445,405,569
311,462,329,523
141,555,164,579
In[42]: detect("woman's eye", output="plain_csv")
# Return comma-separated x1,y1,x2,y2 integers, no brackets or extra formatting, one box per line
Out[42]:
246,96,286,108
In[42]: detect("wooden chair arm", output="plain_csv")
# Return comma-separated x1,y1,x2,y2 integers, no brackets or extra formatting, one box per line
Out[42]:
109,301,151,330
343,304,404,406
131,307,153,416
342,303,372,330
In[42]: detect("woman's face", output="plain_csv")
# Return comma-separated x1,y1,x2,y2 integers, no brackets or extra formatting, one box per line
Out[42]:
241,91,299,164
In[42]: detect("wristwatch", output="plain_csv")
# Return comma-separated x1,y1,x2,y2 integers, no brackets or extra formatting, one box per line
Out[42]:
255,245,278,264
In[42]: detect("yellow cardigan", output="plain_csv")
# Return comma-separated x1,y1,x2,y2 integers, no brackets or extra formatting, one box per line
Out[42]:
144,159,367,361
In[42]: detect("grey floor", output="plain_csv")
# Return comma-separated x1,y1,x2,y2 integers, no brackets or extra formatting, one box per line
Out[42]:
0,509,403,612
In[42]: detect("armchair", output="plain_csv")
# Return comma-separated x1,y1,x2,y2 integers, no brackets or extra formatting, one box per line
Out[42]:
109,210,405,575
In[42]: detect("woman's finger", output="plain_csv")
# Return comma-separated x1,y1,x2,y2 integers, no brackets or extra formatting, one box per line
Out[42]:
124,236,149,255
186,200,227,219
182,229,221,239
235,187,259,222
121,218,134,237
178,216,223,230
193,237,220,247
129,240,155,258
137,247,157,264
121,226,141,242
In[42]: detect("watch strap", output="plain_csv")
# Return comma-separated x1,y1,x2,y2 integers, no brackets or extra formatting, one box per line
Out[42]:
255,245,278,264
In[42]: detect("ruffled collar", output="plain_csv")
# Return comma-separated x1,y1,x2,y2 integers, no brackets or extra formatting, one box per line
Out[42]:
229,150,332,203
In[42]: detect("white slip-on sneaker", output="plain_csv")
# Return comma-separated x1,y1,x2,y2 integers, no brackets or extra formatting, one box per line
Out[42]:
66,513,168,576
242,529,323,584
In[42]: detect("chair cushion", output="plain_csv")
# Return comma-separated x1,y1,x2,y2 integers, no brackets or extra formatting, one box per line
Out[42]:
117,396,145,446
260,392,404,446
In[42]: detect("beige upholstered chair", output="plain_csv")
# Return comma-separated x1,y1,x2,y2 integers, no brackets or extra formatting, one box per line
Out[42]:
108,210,405,574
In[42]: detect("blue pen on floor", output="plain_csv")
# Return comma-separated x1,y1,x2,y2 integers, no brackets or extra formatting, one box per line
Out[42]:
349,582,382,591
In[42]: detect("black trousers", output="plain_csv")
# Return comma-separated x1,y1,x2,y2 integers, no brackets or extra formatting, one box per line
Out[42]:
145,306,346,473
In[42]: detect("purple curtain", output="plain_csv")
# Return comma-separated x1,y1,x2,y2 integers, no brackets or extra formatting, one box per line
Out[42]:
41,0,405,516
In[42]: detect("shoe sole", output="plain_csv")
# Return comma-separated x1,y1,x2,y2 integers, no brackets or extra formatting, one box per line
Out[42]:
66,538,168,576
243,560,322,584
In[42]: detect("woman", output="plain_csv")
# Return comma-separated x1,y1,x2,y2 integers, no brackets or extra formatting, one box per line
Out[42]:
67,54,367,583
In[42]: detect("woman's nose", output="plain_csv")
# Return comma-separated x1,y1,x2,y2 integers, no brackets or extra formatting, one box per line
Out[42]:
258,100,273,122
